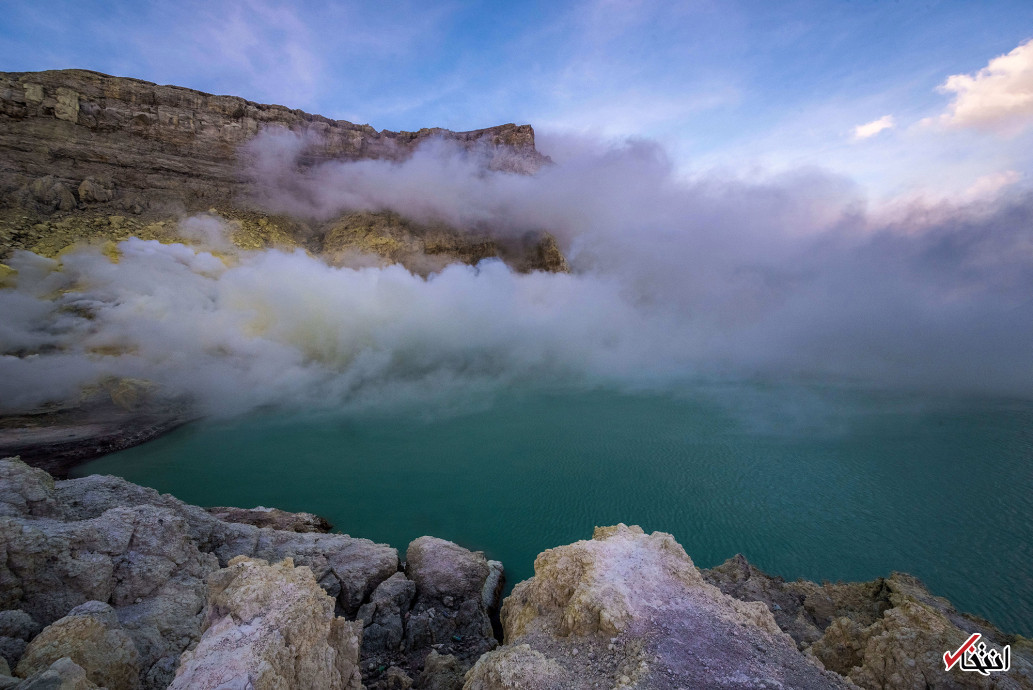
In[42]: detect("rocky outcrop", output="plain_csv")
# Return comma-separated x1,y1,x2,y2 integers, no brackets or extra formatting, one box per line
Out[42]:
0,69,564,280
0,456,397,689
473,524,851,689
704,554,1033,689
170,556,363,690
358,537,503,689
15,602,140,689
205,505,333,534
5,456,1028,689
320,211,567,277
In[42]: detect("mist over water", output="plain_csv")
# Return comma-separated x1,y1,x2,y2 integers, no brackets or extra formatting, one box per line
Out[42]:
2,130,1033,414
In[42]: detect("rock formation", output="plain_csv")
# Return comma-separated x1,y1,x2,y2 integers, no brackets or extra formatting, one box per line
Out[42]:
704,553,1033,689
471,523,851,689
170,556,363,690
0,69,548,213
0,456,396,688
2,456,1030,688
0,69,564,279
0,456,502,689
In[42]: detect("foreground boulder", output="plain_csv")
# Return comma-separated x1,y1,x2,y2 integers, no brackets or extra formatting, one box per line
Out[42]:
15,601,139,689
470,524,851,689
704,554,1033,689
170,556,362,689
358,536,504,689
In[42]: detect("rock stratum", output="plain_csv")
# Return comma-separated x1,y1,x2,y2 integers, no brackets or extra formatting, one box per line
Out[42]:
0,69,569,470
0,68,562,274
1,457,1030,689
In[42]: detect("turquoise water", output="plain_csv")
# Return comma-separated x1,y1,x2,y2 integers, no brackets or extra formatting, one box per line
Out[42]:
74,383,1033,636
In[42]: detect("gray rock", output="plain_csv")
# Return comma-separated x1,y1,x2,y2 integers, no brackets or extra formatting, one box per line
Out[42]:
406,538,490,604
0,457,398,689
358,573,415,656
0,639,26,674
0,612,42,642
11,657,97,689
403,537,496,662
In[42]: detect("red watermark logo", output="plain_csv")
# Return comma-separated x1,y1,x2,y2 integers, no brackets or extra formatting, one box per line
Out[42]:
944,633,1011,676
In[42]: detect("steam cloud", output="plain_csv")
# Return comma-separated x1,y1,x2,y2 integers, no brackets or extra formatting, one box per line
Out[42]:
2,130,1032,416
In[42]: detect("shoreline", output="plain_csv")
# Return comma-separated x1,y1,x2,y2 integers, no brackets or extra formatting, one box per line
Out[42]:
0,404,188,478
1,455,1030,689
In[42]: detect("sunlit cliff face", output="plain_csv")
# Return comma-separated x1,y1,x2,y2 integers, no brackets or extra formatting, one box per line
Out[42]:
2,131,1032,415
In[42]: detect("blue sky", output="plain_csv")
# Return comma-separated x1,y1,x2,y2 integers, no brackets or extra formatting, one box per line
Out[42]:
3,0,1032,199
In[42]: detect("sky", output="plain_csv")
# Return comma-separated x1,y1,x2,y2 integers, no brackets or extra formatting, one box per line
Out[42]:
2,0,1033,201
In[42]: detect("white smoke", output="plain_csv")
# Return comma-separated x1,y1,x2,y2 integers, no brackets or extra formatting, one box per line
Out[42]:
2,130,1032,415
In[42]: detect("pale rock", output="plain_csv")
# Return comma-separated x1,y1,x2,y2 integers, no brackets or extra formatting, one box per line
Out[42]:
169,556,363,690
463,644,566,690
15,602,140,689
12,657,98,689
485,524,850,689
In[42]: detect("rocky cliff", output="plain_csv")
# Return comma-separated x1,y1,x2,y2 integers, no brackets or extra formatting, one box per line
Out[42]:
0,69,547,211
0,69,564,275
2,456,1030,689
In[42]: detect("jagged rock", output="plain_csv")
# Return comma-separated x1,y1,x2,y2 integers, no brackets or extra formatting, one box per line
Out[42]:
416,650,466,690
463,644,565,690
23,177,76,213
0,457,397,689
10,657,98,689
484,524,850,689
704,554,1033,689
205,505,333,533
481,560,504,614
375,665,413,690
404,537,497,661
0,641,25,677
358,572,416,656
0,611,40,671
169,556,362,689
75,179,113,205
15,602,140,689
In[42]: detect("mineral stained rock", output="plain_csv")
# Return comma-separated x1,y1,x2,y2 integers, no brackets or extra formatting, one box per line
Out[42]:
704,553,1033,689
472,524,852,689
15,602,140,689
169,556,363,690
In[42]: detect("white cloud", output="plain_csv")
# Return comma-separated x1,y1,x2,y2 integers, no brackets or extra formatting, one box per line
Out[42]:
937,37,1033,136
853,115,894,140
960,169,1022,202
